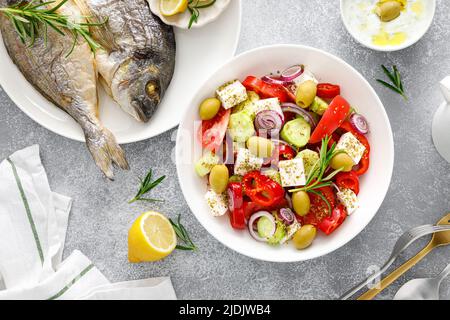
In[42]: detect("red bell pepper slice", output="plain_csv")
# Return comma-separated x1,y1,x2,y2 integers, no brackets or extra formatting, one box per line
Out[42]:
335,171,360,195
317,204,347,235
242,171,285,208
229,207,246,230
309,95,350,144
317,83,341,100
227,182,244,212
242,76,289,102
340,121,370,176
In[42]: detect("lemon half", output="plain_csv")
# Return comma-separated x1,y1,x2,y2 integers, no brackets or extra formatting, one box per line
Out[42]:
160,0,188,17
128,211,177,263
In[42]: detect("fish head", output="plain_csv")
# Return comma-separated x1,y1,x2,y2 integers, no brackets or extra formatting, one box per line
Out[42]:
111,54,169,123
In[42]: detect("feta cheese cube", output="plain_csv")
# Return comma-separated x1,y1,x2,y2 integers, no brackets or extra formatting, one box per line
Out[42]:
293,70,318,86
337,188,359,215
296,149,319,177
216,80,248,109
281,219,301,244
278,158,306,187
205,190,229,217
234,148,264,176
336,132,366,165
253,98,284,119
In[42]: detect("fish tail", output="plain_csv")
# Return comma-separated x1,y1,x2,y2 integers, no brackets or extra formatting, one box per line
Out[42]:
85,126,129,180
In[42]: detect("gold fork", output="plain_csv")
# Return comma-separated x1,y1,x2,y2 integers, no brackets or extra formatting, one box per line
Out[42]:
357,213,450,300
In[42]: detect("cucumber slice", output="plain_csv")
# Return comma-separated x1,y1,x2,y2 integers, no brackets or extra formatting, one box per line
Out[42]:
262,169,282,185
257,216,275,238
296,149,319,176
310,96,329,115
228,111,255,142
233,91,260,115
268,221,287,245
280,118,311,148
195,152,220,177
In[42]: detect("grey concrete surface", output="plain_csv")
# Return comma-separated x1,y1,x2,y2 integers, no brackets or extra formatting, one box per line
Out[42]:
1,0,449,300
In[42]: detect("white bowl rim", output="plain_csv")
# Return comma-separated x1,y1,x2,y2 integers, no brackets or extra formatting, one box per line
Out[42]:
176,44,394,262
339,0,436,52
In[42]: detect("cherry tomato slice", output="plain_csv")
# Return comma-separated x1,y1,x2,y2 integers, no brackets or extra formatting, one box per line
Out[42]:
317,83,341,100
317,204,347,235
309,95,350,144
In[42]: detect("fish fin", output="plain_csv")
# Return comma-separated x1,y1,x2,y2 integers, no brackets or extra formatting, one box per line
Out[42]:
72,0,117,52
85,126,129,180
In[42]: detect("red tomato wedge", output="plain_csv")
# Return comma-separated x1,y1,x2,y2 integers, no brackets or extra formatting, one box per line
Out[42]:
317,204,347,235
309,95,350,144
317,83,341,100
198,108,230,151
301,186,336,226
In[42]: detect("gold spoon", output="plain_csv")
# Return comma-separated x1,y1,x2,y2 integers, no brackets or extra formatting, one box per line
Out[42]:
357,213,450,300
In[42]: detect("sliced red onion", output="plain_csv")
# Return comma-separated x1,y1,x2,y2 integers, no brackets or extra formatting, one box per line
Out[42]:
248,211,276,242
255,110,284,132
261,75,293,87
331,182,341,193
280,65,304,82
281,103,317,128
285,193,293,209
279,208,295,225
271,139,290,147
349,113,369,135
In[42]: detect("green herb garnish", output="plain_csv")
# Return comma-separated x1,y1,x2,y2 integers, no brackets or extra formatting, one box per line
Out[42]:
170,214,197,251
0,0,105,57
128,169,166,204
187,0,216,29
289,136,343,214
376,65,407,100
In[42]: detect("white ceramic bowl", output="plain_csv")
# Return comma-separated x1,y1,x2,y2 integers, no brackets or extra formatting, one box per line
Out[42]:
176,45,394,262
340,0,436,52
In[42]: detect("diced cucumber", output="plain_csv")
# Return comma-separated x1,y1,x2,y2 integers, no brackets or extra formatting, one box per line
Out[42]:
233,91,260,117
310,96,329,115
228,111,255,142
195,152,220,177
296,149,319,176
257,216,275,239
268,221,287,245
280,118,311,148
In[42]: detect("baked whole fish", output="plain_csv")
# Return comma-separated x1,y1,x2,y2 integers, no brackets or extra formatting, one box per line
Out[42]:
0,0,129,179
74,0,176,122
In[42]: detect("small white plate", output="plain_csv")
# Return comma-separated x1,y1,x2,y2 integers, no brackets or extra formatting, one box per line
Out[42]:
176,45,394,262
0,0,241,144
148,0,231,29
340,0,436,52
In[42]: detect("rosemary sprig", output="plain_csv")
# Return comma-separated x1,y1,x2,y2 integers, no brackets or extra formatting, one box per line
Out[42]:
0,0,105,57
376,65,407,100
289,136,343,194
187,0,216,29
169,215,197,251
128,169,166,204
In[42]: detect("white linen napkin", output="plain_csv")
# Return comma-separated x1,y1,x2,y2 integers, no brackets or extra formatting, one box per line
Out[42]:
0,145,176,300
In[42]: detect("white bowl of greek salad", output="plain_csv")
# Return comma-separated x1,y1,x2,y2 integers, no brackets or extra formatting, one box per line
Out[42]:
176,45,394,262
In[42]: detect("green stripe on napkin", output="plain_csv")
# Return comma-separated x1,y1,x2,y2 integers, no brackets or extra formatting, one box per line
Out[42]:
7,158,44,264
47,264,95,300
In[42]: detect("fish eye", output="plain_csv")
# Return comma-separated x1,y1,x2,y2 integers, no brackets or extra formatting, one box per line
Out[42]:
145,80,160,99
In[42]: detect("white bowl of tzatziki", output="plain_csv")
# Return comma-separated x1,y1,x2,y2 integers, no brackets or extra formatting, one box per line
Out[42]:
340,0,436,51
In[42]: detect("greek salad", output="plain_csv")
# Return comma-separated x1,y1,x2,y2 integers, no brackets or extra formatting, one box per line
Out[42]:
195,64,370,250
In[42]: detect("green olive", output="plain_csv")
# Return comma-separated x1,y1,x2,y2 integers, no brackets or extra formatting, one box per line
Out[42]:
292,191,311,217
209,165,229,194
296,80,317,108
292,225,317,250
199,98,221,120
375,1,402,22
330,153,354,172
246,136,274,158
228,175,242,183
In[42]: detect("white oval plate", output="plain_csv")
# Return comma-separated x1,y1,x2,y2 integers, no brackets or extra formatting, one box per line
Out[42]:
0,0,241,144
148,0,231,29
176,45,394,262
340,0,436,52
